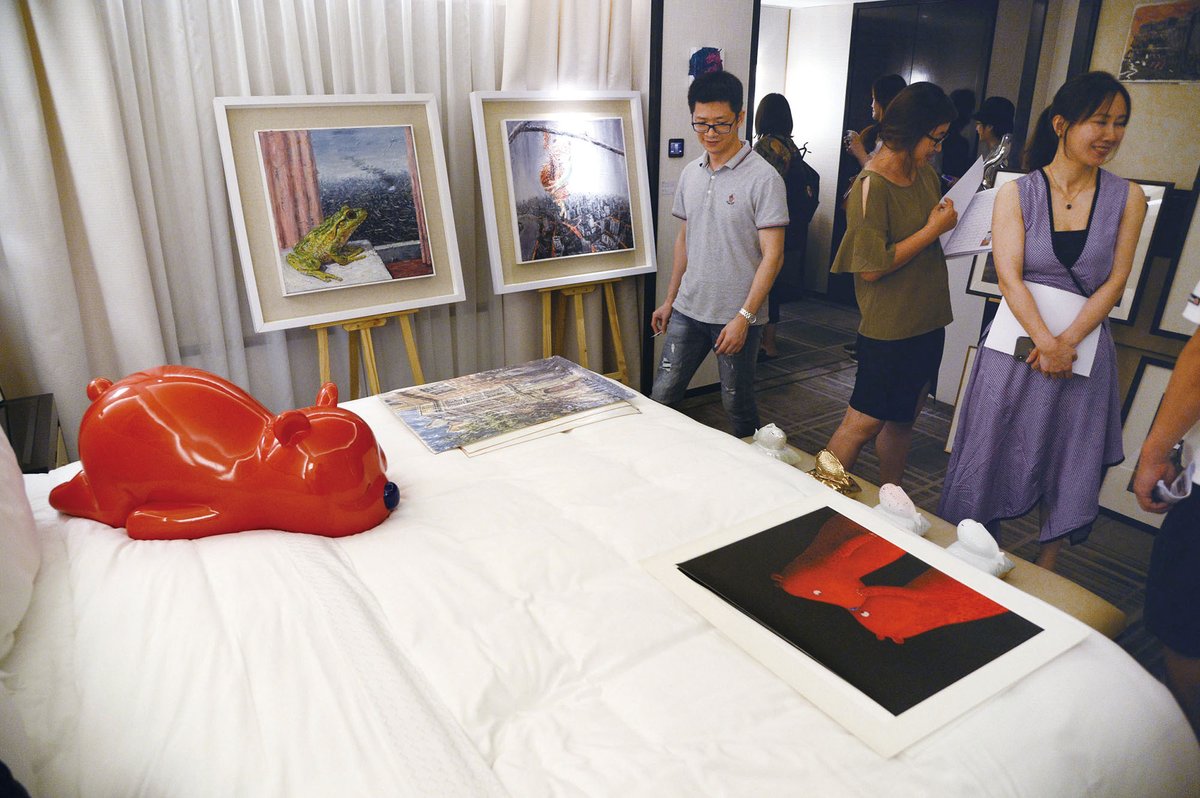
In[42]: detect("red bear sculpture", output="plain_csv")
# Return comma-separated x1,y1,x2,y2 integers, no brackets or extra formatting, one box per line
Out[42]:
50,366,398,540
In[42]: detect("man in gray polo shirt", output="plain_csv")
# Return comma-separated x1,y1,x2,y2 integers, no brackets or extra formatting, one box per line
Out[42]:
650,70,788,437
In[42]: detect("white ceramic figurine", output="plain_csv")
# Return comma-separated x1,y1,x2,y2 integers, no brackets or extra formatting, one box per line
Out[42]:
873,483,931,537
751,423,801,465
947,519,1015,578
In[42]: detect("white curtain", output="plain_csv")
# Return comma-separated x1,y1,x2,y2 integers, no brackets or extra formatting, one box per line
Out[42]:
0,0,647,454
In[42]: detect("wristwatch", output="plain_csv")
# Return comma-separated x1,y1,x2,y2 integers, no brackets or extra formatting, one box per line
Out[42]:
737,307,757,324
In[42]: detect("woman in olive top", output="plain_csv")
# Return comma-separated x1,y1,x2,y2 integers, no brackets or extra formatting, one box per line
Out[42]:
824,83,959,486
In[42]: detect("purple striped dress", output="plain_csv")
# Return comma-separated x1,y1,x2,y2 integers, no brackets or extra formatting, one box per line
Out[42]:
939,168,1127,543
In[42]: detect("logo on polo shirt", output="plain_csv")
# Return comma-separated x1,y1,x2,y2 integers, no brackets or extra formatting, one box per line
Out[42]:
726,193,736,205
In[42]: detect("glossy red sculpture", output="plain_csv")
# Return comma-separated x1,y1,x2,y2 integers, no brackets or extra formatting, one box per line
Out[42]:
50,366,398,540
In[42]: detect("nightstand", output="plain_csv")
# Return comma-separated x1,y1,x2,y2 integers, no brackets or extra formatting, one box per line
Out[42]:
0,393,69,473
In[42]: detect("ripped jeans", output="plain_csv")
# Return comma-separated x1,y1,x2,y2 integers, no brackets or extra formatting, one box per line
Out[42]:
650,310,762,438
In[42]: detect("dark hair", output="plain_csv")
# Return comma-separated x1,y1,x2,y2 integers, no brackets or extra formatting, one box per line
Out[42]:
949,88,976,131
872,74,908,114
878,82,957,155
973,96,1015,135
754,93,793,137
860,74,908,152
688,70,744,115
1023,71,1131,171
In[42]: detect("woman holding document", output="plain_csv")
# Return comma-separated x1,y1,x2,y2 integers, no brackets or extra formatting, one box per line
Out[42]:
939,72,1147,571
821,82,958,487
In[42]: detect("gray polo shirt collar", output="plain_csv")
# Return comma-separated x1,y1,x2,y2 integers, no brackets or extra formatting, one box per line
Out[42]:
701,142,753,172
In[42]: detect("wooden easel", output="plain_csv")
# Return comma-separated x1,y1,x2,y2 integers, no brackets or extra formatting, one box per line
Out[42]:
538,277,628,385
309,309,425,399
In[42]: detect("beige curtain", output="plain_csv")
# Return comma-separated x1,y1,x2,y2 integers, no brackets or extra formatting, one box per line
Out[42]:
0,0,647,454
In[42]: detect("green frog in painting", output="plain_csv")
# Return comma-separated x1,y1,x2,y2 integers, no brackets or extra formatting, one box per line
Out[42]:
286,206,369,282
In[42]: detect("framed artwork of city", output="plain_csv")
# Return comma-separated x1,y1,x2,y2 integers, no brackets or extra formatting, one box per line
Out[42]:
214,95,465,332
470,91,657,294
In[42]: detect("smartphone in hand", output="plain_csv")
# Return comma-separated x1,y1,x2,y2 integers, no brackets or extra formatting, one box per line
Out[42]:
1013,336,1035,361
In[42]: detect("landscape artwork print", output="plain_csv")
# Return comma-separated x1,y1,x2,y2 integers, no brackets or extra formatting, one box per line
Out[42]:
502,116,635,264
257,125,434,296
678,506,1043,716
1119,1,1200,82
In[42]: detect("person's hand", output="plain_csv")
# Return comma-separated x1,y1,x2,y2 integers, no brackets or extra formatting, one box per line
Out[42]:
651,302,672,335
926,198,957,236
844,130,866,163
715,314,749,355
1133,450,1177,514
1028,339,1076,379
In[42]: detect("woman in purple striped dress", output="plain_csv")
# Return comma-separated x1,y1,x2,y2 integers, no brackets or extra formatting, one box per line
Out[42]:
939,72,1147,571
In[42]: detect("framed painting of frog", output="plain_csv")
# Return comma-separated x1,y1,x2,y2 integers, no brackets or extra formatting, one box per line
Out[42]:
471,91,657,295
258,124,434,296
215,95,464,332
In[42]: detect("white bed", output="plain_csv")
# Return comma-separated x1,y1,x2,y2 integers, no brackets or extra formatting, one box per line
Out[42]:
2,389,1198,797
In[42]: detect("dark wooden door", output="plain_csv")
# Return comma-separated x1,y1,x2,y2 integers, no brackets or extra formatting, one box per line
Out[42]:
827,0,998,306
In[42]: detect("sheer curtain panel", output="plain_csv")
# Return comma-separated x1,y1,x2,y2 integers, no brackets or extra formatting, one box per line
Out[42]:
1,0,645,454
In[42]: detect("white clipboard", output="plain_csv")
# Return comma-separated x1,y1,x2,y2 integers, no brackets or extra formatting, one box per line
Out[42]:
983,282,1100,377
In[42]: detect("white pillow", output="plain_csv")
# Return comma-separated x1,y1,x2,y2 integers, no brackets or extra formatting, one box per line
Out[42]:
0,429,40,661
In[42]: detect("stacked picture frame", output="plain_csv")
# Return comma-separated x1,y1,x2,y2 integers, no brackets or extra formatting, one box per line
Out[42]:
1151,164,1200,341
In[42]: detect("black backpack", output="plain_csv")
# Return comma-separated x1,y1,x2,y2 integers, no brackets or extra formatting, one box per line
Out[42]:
782,143,820,250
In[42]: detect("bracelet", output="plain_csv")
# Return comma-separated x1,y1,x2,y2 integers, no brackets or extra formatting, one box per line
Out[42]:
737,307,757,324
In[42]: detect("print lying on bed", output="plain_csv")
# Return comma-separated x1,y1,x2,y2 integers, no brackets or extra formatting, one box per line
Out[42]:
380,356,637,454
644,494,1093,757
679,506,1042,716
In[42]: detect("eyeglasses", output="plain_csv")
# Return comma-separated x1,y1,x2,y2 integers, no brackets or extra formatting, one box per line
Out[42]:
925,131,949,146
691,121,735,134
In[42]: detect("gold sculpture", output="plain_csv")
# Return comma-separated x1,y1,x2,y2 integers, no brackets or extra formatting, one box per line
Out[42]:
808,448,861,495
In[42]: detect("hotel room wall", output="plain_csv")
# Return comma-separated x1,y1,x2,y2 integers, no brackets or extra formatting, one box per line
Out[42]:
1090,0,1197,393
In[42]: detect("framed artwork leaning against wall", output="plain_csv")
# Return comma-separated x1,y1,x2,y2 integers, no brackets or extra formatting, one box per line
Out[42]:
1152,164,1200,340
470,91,657,294
214,94,465,332
1099,356,1177,531
966,173,1172,325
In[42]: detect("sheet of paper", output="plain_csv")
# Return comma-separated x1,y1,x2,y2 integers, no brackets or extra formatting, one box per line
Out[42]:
982,282,1100,377
938,157,986,250
941,187,999,257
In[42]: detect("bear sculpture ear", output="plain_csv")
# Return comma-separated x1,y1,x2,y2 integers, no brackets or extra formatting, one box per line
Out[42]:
315,383,338,407
272,410,312,446
87,378,114,401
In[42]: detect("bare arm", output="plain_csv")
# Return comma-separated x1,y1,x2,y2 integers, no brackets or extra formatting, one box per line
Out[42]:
859,176,958,283
1133,327,1200,512
651,222,688,334
715,226,785,354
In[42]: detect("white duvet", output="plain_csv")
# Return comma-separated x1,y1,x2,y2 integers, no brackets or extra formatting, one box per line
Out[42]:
5,394,1199,797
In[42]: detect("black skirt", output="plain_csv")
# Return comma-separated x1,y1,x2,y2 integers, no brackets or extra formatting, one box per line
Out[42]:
849,327,945,422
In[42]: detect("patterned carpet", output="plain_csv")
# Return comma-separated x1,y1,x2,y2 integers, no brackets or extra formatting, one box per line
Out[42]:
674,296,1165,678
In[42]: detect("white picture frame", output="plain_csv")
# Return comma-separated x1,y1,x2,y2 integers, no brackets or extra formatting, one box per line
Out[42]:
643,493,1087,758
214,94,465,332
1099,358,1175,530
470,91,657,294
945,345,978,454
1152,169,1200,340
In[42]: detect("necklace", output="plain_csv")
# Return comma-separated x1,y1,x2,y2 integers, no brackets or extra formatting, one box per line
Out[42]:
1044,167,1092,210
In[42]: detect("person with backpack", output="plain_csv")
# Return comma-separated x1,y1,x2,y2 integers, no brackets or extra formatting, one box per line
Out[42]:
753,93,820,360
